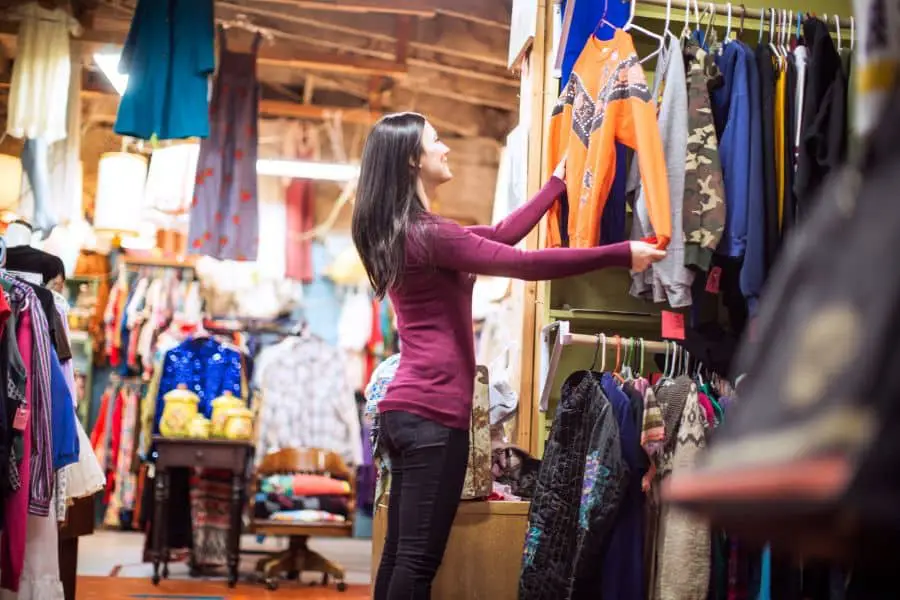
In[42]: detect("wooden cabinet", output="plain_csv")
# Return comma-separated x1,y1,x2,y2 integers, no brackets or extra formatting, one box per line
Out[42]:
372,500,529,600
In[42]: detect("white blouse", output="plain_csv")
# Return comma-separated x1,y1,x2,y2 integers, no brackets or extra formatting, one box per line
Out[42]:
6,3,81,142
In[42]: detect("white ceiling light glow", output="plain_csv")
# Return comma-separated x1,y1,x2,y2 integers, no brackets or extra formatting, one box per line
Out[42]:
256,159,359,182
93,50,128,95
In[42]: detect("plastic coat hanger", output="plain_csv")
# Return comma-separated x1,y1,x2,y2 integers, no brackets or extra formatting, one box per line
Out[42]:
758,8,765,44
850,16,855,50
592,0,616,39
613,335,626,383
768,8,779,57
724,3,732,44
624,0,668,64
703,2,716,48
834,15,843,52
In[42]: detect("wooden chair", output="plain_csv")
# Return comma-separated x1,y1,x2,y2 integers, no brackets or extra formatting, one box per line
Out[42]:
249,448,355,591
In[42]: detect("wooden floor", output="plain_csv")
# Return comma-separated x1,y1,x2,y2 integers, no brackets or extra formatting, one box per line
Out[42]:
77,576,370,599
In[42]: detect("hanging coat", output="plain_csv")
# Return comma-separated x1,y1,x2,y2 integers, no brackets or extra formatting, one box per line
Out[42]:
520,371,628,600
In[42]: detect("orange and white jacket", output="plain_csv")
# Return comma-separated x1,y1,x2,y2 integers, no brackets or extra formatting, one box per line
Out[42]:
546,29,671,250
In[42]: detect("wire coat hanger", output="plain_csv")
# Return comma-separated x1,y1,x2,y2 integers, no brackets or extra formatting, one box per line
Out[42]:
725,3,732,44
624,0,668,64
834,14,843,51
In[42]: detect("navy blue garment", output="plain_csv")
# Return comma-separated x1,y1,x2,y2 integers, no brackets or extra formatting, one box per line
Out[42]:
600,145,628,244
49,347,79,471
115,0,216,140
739,42,766,316
712,42,751,258
600,373,644,600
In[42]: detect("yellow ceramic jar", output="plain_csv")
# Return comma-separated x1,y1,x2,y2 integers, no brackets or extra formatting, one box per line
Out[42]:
223,408,254,441
159,384,200,437
210,391,244,437
188,415,211,439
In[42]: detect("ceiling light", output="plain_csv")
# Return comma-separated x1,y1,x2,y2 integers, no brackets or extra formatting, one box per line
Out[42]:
256,159,359,182
93,50,128,95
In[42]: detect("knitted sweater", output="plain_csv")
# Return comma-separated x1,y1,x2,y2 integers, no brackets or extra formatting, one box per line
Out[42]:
653,378,710,600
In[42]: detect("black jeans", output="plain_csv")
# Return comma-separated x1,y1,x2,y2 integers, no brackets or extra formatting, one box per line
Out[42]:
374,410,469,600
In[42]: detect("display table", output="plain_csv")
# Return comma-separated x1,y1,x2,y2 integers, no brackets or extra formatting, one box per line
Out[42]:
150,437,254,587
372,498,529,600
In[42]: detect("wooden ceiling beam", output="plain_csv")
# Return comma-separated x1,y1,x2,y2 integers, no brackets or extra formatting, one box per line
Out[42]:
85,13,517,87
244,0,436,17
0,79,382,123
0,20,407,77
217,2,508,67
245,0,511,29
257,48,406,76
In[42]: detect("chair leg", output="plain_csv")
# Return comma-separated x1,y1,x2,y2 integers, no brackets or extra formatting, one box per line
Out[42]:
302,547,346,582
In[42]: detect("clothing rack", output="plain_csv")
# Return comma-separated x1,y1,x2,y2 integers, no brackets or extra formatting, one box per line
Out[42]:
539,320,678,412
633,0,854,33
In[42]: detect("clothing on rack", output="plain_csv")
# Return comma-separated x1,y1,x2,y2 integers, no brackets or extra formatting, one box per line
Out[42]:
256,333,362,466
114,0,215,140
682,39,727,273
546,29,672,250
187,27,261,262
0,244,103,598
629,34,693,308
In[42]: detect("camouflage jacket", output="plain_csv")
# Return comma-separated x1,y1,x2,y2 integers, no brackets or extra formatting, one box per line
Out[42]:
683,40,727,272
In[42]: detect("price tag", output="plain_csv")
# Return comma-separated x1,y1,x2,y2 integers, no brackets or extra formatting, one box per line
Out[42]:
12,407,28,431
661,310,686,340
705,266,722,294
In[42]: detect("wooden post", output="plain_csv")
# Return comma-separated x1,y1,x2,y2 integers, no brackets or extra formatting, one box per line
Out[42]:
514,0,552,454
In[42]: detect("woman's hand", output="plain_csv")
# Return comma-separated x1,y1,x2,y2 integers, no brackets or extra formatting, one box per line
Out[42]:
553,154,568,181
630,241,666,273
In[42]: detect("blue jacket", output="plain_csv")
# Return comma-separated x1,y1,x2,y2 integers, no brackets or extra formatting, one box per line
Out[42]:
115,0,216,140
739,42,766,315
712,42,751,258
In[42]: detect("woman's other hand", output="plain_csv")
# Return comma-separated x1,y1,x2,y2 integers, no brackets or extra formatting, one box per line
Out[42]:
553,154,568,181
630,241,666,273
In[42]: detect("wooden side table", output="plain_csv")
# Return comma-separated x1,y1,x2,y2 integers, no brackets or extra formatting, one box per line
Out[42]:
150,437,254,587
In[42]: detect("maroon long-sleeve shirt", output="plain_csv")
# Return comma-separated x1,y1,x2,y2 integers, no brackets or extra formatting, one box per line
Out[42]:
380,176,632,430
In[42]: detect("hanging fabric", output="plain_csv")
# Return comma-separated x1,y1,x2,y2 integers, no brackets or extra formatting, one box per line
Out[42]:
114,0,216,140
188,28,262,261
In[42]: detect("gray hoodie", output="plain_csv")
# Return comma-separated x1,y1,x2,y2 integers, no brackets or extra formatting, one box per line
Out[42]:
628,35,694,308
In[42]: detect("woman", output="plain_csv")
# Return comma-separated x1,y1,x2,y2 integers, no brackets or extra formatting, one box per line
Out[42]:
352,112,665,599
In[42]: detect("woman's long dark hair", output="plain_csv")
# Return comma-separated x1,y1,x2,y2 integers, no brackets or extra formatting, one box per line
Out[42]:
352,112,427,298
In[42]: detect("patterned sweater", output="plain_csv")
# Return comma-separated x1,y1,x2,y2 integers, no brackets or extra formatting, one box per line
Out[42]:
546,29,671,250
653,378,711,600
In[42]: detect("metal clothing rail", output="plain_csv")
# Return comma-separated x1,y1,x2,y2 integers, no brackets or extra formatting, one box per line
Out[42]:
634,0,854,36
538,320,679,412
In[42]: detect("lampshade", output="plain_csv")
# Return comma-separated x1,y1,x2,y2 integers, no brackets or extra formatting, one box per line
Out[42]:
0,154,22,211
93,152,148,235
326,244,369,286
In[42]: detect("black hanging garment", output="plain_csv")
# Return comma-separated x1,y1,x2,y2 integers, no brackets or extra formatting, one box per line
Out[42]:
755,44,780,269
794,17,848,219
663,76,900,568
519,371,627,600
